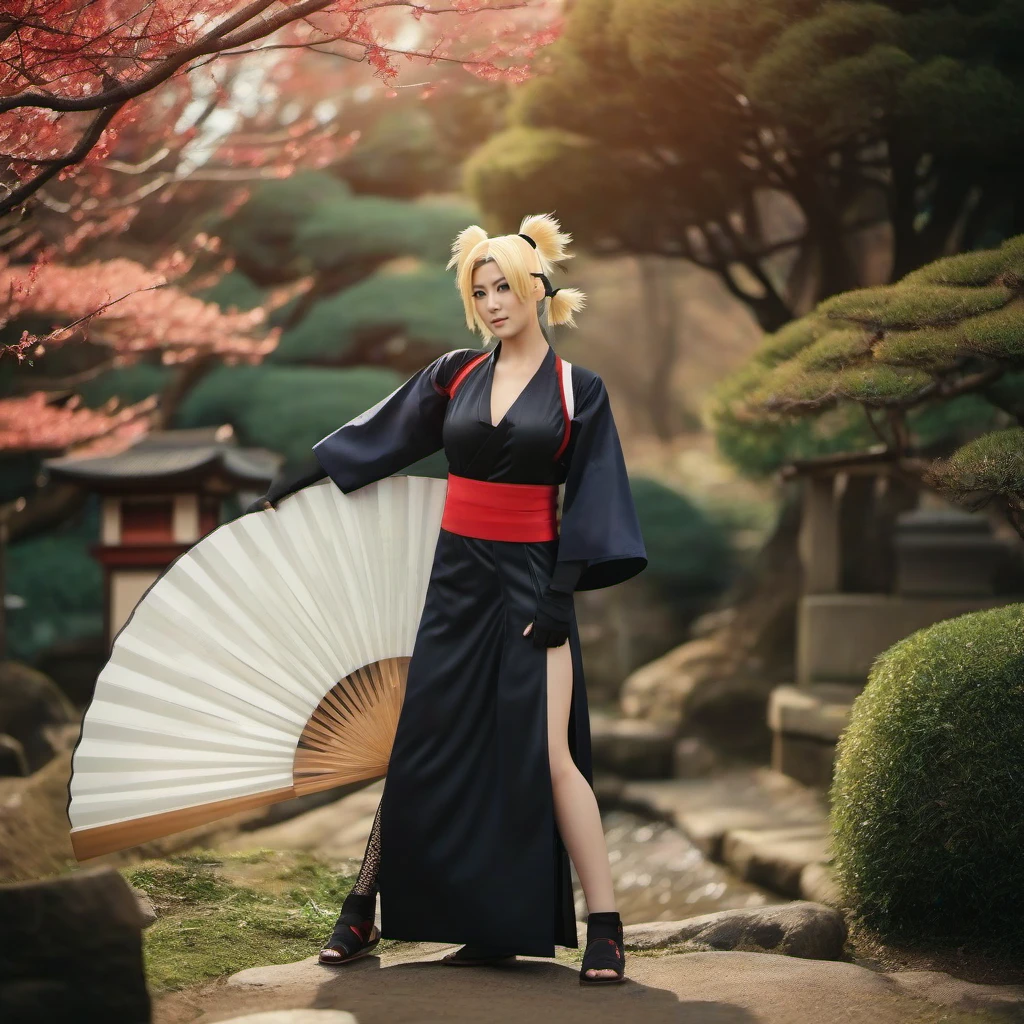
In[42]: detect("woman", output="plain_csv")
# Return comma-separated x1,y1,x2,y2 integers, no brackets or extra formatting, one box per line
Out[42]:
250,213,646,985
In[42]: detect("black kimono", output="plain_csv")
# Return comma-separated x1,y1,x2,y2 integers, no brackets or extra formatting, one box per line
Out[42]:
312,338,646,957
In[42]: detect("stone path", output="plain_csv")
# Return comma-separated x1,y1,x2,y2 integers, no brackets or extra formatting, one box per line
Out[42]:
154,943,1024,1024
621,765,839,904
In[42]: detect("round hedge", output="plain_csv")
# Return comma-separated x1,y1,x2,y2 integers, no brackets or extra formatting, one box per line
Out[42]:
830,603,1024,954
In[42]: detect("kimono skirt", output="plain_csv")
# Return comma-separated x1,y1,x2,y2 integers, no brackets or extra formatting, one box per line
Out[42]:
312,340,647,958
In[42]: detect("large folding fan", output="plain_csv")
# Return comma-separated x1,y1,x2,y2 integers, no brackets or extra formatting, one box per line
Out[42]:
68,474,448,861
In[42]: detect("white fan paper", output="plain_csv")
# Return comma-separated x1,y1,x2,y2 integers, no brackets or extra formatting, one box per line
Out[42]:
68,474,447,860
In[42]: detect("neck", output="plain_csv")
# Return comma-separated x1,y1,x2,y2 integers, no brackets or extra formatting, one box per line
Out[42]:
493,320,549,365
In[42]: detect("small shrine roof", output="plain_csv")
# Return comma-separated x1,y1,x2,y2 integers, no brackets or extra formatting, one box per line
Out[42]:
43,426,283,491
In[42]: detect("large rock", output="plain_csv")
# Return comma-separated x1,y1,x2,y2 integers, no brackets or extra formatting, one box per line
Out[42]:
0,749,77,881
32,634,108,708
588,712,675,778
623,900,847,960
0,661,76,773
0,735,27,777
0,865,150,1022
619,636,773,760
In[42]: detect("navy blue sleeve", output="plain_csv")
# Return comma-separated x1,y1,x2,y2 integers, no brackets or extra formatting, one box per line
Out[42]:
312,349,477,494
556,373,647,591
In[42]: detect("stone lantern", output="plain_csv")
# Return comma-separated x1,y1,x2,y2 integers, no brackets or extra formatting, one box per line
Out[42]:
43,425,281,650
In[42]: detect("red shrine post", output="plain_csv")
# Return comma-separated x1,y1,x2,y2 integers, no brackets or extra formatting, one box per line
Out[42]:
43,426,281,650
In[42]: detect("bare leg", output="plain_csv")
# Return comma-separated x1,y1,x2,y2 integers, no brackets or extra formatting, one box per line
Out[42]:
545,640,619,978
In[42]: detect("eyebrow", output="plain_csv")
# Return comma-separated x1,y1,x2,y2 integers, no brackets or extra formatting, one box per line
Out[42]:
475,276,506,287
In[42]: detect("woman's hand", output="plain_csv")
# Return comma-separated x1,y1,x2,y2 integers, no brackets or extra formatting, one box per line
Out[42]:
523,587,573,648
243,496,276,514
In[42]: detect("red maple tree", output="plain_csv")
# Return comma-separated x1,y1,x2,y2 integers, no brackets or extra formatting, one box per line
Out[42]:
0,0,561,541
0,0,558,216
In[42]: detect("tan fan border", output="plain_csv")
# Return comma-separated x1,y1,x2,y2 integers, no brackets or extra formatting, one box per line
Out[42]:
70,656,410,861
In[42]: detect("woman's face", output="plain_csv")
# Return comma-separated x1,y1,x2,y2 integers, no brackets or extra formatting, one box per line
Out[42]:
471,259,541,339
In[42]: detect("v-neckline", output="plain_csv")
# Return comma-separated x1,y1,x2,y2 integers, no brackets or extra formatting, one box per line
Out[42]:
484,339,552,430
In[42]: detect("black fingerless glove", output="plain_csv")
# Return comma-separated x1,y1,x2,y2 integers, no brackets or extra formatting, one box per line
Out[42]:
529,559,585,650
244,457,328,514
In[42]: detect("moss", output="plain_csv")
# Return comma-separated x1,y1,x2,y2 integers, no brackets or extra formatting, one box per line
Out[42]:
747,362,837,411
794,327,873,371
901,247,1009,288
961,299,1024,359
925,427,1024,497
820,283,1012,330
872,325,963,370
121,848,398,994
830,603,1024,955
832,364,933,404
756,316,826,367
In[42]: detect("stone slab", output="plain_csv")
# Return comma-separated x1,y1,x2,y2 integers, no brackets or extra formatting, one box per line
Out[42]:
622,766,829,862
721,825,832,899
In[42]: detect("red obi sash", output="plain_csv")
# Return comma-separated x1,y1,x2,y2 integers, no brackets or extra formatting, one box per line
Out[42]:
440,472,558,542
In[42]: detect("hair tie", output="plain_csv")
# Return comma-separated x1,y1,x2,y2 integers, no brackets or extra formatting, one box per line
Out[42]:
530,271,561,298
520,235,560,296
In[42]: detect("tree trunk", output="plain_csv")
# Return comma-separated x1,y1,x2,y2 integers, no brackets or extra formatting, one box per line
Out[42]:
7,483,88,545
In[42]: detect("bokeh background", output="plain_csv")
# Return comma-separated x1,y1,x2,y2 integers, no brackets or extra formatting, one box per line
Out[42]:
3,1,1024,1018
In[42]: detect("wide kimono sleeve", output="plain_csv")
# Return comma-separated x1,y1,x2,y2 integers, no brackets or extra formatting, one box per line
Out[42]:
312,349,474,494
556,372,648,591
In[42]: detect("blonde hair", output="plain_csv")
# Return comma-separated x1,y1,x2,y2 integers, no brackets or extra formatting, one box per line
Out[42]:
445,212,587,341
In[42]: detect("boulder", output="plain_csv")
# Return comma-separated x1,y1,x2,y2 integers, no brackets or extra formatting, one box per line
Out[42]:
0,735,27,777
619,637,773,760
0,661,76,773
32,634,108,708
623,900,847,960
588,713,675,778
0,749,77,882
0,866,150,1022
672,735,720,778
129,884,158,929
620,636,732,726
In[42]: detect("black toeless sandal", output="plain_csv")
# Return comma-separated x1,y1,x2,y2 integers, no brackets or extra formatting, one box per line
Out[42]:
579,911,626,985
319,891,381,966
318,919,380,965
440,944,518,966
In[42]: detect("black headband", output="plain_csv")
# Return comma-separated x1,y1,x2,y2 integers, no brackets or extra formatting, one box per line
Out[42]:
517,233,562,298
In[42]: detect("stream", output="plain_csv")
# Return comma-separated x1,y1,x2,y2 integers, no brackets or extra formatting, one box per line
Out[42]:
575,806,785,925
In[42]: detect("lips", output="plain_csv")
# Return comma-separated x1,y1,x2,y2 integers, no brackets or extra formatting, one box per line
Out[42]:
492,317,507,325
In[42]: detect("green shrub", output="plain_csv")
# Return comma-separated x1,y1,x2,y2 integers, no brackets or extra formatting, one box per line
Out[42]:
175,363,451,478
270,266,475,364
5,498,103,662
830,603,1024,954
630,476,732,597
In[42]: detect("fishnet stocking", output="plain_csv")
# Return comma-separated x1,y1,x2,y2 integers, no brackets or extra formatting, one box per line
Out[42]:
351,798,382,896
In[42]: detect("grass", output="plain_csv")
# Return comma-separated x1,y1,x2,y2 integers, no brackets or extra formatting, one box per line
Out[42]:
120,847,401,994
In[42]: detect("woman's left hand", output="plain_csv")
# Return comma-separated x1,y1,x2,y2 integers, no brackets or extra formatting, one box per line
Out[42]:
523,588,572,648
